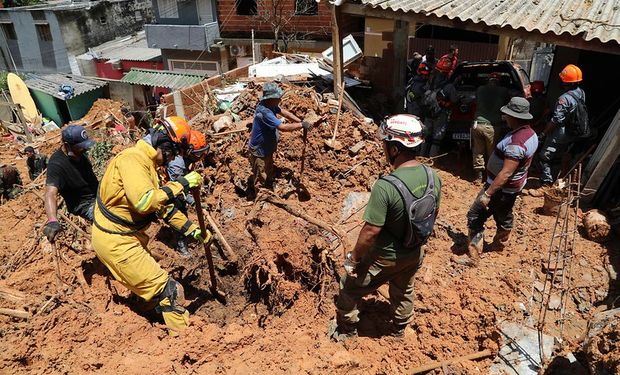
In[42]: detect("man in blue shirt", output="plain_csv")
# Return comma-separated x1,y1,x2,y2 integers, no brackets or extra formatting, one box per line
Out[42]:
248,82,311,195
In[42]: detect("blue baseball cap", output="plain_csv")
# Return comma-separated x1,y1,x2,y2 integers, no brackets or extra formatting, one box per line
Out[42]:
61,125,95,149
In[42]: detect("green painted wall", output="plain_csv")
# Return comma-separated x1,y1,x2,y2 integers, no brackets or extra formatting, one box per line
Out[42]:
29,89,64,126
66,88,104,121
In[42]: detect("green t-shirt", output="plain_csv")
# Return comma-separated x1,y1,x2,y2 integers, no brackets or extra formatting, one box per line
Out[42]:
362,165,442,260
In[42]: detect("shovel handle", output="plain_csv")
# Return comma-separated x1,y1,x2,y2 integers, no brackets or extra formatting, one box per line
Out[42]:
191,188,218,291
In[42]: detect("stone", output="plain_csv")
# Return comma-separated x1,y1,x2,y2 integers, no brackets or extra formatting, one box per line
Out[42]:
213,115,233,132
348,141,365,155
548,294,562,310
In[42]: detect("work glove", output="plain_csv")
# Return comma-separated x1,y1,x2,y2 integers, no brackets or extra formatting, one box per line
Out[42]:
475,190,491,209
43,220,61,242
178,171,203,191
344,251,359,277
302,120,312,130
191,229,213,245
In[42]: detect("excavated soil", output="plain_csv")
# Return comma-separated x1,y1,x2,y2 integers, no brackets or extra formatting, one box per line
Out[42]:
0,85,618,374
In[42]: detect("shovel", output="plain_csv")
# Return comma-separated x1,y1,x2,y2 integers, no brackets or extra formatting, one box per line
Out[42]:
191,188,227,304
324,83,345,150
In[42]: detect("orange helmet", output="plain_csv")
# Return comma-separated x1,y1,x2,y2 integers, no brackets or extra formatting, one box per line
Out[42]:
531,80,545,94
189,130,208,155
559,64,582,83
435,54,453,73
160,116,191,146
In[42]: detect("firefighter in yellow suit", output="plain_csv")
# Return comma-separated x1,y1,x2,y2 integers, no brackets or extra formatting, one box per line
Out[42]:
92,116,212,336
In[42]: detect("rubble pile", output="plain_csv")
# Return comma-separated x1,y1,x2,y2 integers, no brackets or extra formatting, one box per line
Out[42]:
71,99,125,128
0,77,618,374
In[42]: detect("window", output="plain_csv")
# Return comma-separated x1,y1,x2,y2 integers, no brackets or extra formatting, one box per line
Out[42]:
31,10,46,21
236,0,257,16
35,24,52,41
169,59,219,76
157,0,179,18
295,0,318,15
1,23,17,40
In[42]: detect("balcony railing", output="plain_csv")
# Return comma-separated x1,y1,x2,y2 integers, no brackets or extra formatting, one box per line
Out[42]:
145,22,220,51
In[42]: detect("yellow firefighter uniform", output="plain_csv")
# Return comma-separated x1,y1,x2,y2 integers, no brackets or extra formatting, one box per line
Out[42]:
92,139,199,335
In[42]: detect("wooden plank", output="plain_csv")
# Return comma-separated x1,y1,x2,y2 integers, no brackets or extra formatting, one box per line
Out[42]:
392,19,409,112
331,4,344,96
583,108,620,202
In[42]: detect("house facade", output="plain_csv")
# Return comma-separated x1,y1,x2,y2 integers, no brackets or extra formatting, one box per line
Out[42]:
0,0,153,74
145,0,225,76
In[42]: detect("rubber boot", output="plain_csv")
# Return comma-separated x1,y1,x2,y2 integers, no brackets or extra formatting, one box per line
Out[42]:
491,229,511,252
452,231,483,267
473,170,484,184
176,236,190,257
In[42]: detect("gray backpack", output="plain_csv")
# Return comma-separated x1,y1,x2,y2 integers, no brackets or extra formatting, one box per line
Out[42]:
380,165,438,249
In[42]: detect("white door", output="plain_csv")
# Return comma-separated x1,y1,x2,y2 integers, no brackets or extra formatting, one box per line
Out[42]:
197,0,213,24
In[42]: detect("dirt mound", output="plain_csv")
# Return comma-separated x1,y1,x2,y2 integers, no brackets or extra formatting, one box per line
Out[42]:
71,99,124,128
0,82,617,374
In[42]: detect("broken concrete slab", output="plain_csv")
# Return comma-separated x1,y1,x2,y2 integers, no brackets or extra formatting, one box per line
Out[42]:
490,322,555,375
348,141,365,156
340,192,370,222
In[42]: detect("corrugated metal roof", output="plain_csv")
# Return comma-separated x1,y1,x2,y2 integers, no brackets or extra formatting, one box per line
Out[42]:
77,31,162,62
25,74,107,100
121,68,206,89
359,0,620,44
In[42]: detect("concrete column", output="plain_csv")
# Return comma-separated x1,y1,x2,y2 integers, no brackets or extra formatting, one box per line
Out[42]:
392,19,409,113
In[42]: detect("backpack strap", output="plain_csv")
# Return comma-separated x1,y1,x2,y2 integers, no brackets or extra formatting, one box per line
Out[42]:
381,174,416,211
422,165,435,196
565,91,585,105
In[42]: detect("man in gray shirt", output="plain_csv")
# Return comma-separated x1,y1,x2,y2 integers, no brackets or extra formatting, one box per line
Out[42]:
471,73,510,182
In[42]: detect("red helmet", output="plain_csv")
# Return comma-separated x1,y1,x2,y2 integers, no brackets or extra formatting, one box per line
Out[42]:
488,72,502,81
417,62,430,76
435,54,453,73
531,80,545,94
559,64,582,83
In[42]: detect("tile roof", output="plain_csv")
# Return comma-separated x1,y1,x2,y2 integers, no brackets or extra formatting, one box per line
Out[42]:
25,74,107,99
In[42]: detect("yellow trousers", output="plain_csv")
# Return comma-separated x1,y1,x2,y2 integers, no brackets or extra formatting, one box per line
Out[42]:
92,226,168,302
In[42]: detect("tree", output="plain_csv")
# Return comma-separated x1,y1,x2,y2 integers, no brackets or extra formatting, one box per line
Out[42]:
255,0,326,52
3,0,42,7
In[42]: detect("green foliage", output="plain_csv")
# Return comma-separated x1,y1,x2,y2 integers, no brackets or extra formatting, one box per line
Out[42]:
0,71,26,91
3,0,43,8
88,140,114,179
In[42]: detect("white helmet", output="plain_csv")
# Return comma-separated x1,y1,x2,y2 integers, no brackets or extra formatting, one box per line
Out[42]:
378,114,424,148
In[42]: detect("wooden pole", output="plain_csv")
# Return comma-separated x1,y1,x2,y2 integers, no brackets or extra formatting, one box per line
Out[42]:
14,104,33,143
392,19,409,113
0,307,30,319
330,4,343,97
205,212,238,264
410,350,494,374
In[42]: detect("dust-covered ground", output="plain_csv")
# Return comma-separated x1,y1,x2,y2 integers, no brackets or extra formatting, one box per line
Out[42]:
0,86,618,374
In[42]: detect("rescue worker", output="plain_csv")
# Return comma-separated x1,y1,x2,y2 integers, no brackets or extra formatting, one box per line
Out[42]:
122,107,151,132
423,59,458,157
44,125,98,242
0,164,23,202
405,62,431,119
330,115,442,340
248,82,311,194
471,72,510,182
438,45,459,77
166,130,209,256
529,81,549,134
538,64,589,186
24,146,47,181
92,116,213,336
421,45,437,71
454,97,538,266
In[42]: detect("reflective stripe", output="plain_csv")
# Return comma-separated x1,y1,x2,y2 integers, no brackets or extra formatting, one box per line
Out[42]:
161,186,175,202
163,206,179,222
136,190,154,213
180,220,192,234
